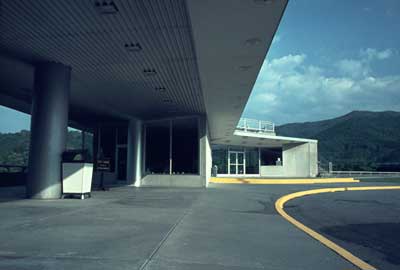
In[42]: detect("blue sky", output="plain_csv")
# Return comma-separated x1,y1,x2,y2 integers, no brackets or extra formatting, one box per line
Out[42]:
1,0,400,132
0,106,30,133
243,0,400,124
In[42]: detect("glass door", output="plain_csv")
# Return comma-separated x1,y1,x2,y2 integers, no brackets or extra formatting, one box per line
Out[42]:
237,152,244,174
228,151,245,175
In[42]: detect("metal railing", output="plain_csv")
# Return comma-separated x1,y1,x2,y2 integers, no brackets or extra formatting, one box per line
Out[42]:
318,162,400,177
236,118,275,133
329,171,400,176
0,164,27,173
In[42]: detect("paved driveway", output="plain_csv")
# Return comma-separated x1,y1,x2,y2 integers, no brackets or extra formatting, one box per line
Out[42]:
286,188,400,270
0,183,388,270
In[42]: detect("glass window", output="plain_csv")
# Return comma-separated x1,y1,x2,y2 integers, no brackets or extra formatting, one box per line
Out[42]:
229,152,236,163
237,153,244,164
260,148,283,166
245,148,259,174
229,165,236,174
83,131,94,162
117,126,128,145
145,121,170,174
172,118,199,174
66,127,82,150
238,164,244,174
212,145,228,174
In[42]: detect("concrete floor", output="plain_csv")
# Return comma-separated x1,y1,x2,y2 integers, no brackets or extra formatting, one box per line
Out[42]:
0,183,392,270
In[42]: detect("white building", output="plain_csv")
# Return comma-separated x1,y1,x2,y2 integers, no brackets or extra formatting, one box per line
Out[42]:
212,118,318,178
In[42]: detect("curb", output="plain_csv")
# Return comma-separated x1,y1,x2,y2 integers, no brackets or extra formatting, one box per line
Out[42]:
210,177,359,184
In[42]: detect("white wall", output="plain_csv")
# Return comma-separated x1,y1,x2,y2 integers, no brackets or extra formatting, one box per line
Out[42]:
283,142,317,177
260,142,318,178
308,142,318,177
260,165,283,177
141,174,204,187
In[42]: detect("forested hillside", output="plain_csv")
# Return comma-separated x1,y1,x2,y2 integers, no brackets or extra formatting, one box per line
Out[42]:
0,130,85,166
277,111,400,171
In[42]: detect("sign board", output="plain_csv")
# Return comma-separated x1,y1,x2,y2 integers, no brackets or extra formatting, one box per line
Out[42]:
97,158,111,172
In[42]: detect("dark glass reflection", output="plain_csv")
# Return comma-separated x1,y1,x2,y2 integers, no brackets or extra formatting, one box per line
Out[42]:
260,148,283,166
245,148,259,174
145,122,170,174
172,118,199,174
211,145,228,174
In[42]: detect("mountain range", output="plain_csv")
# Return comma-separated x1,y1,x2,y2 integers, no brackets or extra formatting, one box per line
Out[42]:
276,111,400,171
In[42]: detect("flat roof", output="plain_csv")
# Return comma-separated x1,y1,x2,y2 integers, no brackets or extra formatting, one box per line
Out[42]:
211,129,317,148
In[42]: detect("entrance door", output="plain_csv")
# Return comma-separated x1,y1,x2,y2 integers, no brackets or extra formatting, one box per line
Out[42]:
228,151,245,175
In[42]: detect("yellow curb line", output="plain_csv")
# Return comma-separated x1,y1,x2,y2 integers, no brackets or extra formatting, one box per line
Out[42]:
210,177,359,185
275,186,400,270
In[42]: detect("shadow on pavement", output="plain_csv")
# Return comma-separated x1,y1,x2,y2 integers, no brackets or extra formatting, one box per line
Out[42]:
321,222,400,265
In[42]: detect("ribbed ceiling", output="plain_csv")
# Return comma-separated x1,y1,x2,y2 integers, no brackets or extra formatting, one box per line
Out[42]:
0,0,205,119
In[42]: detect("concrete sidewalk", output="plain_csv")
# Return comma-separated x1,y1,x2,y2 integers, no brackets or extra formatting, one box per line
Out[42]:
0,184,359,269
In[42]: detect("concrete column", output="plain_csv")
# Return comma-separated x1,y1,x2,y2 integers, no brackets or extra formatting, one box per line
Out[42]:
127,119,142,186
199,116,211,187
27,62,71,199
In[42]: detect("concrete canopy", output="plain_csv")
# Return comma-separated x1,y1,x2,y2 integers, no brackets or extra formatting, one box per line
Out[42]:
212,130,318,148
0,0,287,137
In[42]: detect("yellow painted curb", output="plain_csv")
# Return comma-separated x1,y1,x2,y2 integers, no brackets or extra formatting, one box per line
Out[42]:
275,186,400,270
210,177,359,185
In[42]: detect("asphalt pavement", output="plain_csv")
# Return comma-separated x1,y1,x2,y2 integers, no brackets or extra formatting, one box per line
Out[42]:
0,182,398,269
286,188,400,270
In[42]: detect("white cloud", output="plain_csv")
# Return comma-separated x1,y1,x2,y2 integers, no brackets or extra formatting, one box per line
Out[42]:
360,48,393,60
336,48,394,78
267,54,306,72
259,93,277,103
244,49,400,124
336,59,368,78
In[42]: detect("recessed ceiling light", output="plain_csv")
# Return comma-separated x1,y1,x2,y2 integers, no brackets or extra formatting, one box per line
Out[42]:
155,87,166,92
143,69,157,76
254,0,273,4
244,38,262,47
94,1,118,15
238,65,252,71
124,43,142,52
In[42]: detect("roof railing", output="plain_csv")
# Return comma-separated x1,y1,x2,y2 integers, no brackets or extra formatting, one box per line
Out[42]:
236,118,275,133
